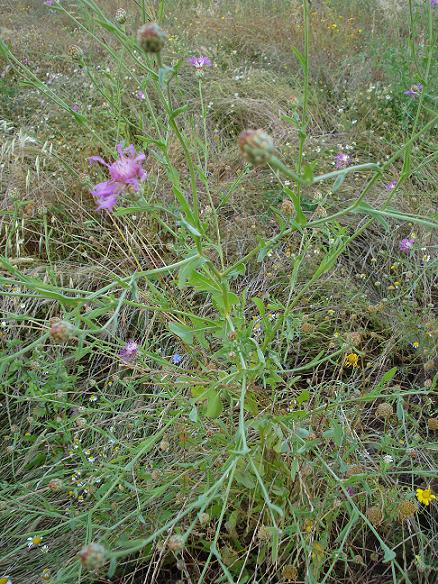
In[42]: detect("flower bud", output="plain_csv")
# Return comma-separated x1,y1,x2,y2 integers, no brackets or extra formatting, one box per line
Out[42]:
239,129,273,166
114,8,127,24
49,318,73,343
137,23,166,53
78,542,107,570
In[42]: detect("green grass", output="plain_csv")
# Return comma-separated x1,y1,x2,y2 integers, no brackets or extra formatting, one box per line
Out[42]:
0,1,437,583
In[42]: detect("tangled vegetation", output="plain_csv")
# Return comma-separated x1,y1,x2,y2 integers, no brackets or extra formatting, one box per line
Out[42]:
0,1,437,583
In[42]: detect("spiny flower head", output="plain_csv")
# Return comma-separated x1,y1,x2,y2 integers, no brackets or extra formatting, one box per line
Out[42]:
398,500,418,521
78,542,107,570
344,352,359,368
399,238,414,253
137,23,166,53
404,83,423,98
366,505,383,526
416,486,436,506
119,340,138,362
88,144,147,212
375,402,394,419
239,129,274,166
335,152,351,169
49,318,73,342
67,45,83,60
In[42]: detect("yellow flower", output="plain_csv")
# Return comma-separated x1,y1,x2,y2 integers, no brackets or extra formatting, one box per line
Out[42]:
0,577,12,584
345,353,359,368
416,487,436,506
412,341,419,349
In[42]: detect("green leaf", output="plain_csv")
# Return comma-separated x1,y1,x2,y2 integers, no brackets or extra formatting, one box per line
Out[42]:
303,164,314,184
297,389,311,405
170,104,188,120
382,545,396,563
189,405,198,422
291,46,306,68
178,254,206,289
168,322,194,345
332,172,346,193
206,389,223,418
178,217,202,238
188,271,222,294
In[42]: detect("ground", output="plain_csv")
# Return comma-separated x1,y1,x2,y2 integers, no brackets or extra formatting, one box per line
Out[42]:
0,1,437,583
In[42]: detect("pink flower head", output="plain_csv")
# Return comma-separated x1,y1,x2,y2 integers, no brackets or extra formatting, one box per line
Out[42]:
404,84,423,98
88,144,147,211
136,90,145,101
335,153,351,169
385,180,397,191
399,238,414,253
187,56,212,70
431,0,438,7
119,340,138,362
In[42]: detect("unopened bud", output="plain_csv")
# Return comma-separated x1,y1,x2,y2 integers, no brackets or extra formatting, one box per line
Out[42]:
167,535,184,552
239,129,273,166
49,317,73,342
78,542,107,570
48,478,63,491
137,23,166,53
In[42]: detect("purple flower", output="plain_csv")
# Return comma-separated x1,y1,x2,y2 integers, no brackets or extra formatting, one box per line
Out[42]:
346,486,355,496
119,340,138,362
187,56,212,70
404,84,423,98
71,103,80,112
136,90,145,101
44,0,63,5
399,238,414,253
385,180,397,191
88,144,147,211
171,353,183,365
335,153,351,169
431,0,438,7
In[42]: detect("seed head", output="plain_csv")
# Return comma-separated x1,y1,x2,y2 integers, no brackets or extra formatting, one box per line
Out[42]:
427,418,438,431
68,45,83,60
282,565,298,580
167,535,184,552
366,505,384,526
114,8,127,24
281,199,294,215
375,402,393,419
78,542,107,570
198,512,210,526
239,129,274,166
398,500,418,521
137,23,166,53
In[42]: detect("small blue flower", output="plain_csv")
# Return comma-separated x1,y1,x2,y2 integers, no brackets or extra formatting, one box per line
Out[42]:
171,353,183,365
